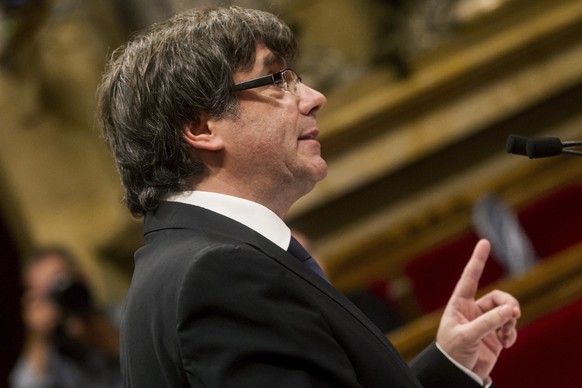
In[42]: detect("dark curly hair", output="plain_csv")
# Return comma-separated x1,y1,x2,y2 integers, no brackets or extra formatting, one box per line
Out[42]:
97,6,297,217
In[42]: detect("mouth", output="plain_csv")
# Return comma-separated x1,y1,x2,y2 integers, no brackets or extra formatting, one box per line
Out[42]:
298,130,319,141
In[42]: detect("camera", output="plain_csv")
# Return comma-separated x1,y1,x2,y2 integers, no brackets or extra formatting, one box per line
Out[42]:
49,277,94,316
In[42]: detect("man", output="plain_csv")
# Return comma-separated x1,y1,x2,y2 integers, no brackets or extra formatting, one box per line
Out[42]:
97,6,520,387
11,247,121,388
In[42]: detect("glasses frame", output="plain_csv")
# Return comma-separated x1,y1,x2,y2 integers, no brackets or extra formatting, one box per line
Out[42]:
233,68,301,95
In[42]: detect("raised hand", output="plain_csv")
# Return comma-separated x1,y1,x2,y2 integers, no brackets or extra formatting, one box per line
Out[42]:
436,239,521,380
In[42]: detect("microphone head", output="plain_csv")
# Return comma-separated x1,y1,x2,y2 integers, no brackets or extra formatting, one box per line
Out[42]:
526,137,563,159
506,134,529,156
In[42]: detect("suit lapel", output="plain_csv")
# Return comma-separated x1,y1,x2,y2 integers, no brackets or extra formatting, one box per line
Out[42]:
146,201,397,354
249,235,400,352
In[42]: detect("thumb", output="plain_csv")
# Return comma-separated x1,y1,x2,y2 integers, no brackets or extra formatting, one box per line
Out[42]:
468,304,515,341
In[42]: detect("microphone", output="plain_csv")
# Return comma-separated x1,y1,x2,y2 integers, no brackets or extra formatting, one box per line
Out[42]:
526,137,563,158
505,134,528,156
506,134,582,158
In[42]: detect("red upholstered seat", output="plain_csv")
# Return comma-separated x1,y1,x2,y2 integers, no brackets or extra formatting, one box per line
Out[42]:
404,184,582,312
517,184,582,259
490,298,582,387
403,231,504,312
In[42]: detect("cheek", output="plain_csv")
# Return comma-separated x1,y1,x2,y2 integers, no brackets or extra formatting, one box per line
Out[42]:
254,135,294,166
228,124,287,171
232,100,300,159
247,116,296,154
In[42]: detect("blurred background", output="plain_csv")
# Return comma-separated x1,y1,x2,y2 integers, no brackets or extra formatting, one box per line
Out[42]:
1,0,582,386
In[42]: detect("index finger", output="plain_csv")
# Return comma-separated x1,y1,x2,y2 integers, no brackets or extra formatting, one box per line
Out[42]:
451,239,491,299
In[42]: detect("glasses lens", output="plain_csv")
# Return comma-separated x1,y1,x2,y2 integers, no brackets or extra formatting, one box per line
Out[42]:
283,70,300,95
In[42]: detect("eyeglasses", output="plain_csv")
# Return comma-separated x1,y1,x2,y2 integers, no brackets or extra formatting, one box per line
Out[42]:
233,68,302,95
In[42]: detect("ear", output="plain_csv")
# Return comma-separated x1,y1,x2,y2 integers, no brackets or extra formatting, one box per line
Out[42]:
182,113,225,151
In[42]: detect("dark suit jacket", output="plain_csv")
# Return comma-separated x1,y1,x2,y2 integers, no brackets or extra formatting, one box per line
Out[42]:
121,201,483,387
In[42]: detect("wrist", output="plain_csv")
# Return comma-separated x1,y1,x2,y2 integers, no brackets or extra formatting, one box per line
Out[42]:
435,342,489,386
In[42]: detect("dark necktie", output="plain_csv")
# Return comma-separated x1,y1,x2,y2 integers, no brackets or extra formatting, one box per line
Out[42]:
287,236,330,283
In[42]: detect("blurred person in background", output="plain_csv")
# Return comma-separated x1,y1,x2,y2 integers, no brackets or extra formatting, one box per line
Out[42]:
10,246,121,388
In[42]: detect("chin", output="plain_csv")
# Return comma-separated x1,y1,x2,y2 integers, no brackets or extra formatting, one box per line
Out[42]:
313,159,328,182
299,168,326,195
315,169,328,183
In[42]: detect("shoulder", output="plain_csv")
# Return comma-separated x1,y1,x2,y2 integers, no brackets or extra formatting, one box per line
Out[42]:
177,241,303,306
173,238,331,332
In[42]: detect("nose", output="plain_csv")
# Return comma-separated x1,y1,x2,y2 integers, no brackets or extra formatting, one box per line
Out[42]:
298,83,327,116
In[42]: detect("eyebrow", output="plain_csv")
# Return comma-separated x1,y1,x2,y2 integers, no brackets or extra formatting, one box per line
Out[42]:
262,52,285,71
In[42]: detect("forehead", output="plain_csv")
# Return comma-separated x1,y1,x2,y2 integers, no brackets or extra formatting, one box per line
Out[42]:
25,254,73,290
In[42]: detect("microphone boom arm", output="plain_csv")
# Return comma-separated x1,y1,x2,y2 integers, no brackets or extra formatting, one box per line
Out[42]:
562,149,582,156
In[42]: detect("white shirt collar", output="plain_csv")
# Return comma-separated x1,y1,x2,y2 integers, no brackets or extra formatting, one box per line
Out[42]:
164,191,291,250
